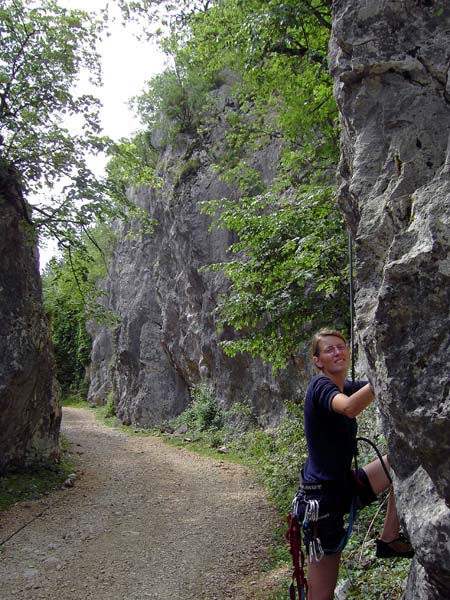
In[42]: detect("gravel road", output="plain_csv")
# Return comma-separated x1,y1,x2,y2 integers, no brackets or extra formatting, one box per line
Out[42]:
0,408,283,600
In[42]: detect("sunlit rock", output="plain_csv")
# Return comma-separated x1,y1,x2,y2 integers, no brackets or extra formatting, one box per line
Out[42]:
87,81,303,427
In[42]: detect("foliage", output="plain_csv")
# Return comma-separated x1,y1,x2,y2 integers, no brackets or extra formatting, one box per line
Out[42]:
174,383,225,432
62,393,89,408
125,0,348,368
105,131,160,202
202,187,348,368
131,53,214,140
0,0,103,190
194,1,344,368
242,401,307,511
0,0,103,241
339,495,410,599
0,0,155,256
104,392,117,418
117,0,212,35
0,450,73,512
43,223,118,394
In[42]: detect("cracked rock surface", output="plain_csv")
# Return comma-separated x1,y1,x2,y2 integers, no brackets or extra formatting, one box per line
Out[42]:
330,2,450,598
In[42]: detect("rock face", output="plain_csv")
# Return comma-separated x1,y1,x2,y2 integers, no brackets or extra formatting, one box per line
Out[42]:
88,88,303,426
0,165,61,472
330,3,450,598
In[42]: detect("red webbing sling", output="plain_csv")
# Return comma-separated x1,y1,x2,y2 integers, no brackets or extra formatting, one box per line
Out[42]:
286,513,308,600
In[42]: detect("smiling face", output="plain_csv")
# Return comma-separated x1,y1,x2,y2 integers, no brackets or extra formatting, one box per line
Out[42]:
312,334,350,379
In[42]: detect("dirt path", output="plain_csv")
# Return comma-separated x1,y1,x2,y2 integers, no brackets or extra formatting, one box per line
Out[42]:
0,408,282,600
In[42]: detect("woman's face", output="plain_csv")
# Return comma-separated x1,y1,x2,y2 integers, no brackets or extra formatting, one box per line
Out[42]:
313,335,350,376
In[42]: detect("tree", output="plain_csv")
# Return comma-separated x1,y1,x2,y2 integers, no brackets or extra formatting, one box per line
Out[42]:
0,0,147,250
42,223,118,394
128,0,348,367
105,131,160,201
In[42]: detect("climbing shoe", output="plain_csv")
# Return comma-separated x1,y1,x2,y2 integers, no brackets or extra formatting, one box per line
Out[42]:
375,536,414,559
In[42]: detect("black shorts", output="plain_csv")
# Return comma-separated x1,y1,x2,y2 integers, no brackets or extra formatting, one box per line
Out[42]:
293,468,377,554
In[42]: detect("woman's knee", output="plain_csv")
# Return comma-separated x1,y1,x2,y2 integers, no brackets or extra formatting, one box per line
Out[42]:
363,455,391,496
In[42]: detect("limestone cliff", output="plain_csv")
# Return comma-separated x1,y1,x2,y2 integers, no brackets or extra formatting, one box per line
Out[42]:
330,2,450,598
88,88,303,426
0,165,61,472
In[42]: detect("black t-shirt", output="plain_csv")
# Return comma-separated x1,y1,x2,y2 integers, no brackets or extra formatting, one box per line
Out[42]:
302,375,366,483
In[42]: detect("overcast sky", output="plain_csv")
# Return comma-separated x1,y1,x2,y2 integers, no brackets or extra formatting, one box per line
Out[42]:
67,0,166,139
40,0,166,266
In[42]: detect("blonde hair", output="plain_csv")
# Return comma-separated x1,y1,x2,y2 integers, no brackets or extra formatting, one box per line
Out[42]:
310,329,347,358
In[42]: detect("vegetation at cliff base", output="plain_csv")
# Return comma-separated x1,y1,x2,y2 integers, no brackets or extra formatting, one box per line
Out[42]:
158,384,409,599
0,463,73,513
42,223,118,395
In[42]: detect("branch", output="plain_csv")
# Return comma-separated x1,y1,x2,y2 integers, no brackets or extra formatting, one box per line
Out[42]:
68,246,88,307
81,224,109,270
302,0,332,31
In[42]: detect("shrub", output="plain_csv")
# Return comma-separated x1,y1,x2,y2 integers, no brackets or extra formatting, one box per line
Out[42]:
177,383,225,432
243,401,306,511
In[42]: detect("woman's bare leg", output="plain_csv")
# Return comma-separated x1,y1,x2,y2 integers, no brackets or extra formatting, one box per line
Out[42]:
363,454,391,496
363,455,401,541
307,553,341,600
380,488,400,541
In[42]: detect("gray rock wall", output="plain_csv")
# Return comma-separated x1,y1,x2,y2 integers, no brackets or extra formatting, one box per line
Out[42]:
0,165,61,472
330,2,450,598
88,92,303,426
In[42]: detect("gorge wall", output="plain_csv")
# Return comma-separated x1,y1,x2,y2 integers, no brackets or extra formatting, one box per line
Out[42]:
330,2,450,598
88,87,303,427
0,165,60,472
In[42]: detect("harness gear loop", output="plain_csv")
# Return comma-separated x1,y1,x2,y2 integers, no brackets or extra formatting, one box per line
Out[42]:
286,512,308,600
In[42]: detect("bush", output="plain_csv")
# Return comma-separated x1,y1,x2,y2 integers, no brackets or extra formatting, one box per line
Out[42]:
176,383,225,432
242,401,306,511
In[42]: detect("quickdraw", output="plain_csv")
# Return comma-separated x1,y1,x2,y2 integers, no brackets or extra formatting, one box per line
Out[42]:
303,499,324,563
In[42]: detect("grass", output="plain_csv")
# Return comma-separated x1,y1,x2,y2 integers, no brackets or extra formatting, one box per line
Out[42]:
0,437,74,513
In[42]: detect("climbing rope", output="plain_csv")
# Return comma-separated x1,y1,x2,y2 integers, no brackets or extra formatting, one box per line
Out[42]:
348,234,393,486
348,233,356,387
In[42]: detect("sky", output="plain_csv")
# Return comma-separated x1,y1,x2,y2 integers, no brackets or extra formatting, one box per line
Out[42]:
69,0,166,141
39,0,166,267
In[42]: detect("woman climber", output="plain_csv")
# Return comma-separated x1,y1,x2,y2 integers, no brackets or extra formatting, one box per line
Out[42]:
292,328,413,600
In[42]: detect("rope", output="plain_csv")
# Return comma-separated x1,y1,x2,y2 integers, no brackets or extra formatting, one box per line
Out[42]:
348,233,356,389
356,436,393,485
0,503,53,547
348,235,393,485
286,513,308,599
